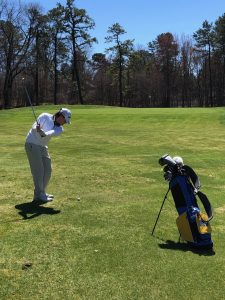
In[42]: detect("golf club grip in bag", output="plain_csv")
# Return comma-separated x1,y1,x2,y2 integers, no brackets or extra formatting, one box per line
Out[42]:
169,174,213,249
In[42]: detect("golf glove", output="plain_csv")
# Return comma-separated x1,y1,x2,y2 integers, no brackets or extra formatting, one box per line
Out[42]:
36,124,46,137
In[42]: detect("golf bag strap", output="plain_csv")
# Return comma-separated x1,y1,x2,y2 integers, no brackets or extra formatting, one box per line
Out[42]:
186,178,213,221
197,191,213,221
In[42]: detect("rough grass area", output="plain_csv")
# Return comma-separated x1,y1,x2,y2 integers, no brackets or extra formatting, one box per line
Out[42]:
1,105,225,299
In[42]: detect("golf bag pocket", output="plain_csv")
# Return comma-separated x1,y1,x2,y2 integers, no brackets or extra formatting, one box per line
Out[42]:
196,212,212,235
176,212,194,242
176,210,212,243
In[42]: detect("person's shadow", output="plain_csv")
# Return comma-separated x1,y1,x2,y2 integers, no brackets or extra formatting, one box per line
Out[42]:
158,240,215,256
15,201,61,220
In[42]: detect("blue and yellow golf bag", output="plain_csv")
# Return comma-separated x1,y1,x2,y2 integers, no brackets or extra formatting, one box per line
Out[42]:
159,154,213,249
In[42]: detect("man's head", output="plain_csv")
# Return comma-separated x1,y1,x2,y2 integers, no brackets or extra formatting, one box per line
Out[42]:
60,108,71,124
54,108,71,125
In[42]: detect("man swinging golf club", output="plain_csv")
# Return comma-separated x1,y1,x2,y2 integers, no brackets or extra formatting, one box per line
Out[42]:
25,108,71,203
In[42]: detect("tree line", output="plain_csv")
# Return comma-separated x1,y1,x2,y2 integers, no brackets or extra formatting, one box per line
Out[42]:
0,0,225,108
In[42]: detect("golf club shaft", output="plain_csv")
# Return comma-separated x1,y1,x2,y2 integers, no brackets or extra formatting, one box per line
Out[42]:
24,87,38,124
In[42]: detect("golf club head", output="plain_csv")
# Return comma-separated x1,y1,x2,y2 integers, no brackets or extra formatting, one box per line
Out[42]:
158,154,176,167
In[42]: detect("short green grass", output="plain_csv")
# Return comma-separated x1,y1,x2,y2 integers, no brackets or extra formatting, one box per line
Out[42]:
1,105,225,299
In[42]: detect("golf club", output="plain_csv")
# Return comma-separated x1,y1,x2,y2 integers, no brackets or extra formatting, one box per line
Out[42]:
22,78,38,124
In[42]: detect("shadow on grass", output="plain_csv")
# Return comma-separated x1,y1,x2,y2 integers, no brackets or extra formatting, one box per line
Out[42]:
15,201,61,220
158,240,215,256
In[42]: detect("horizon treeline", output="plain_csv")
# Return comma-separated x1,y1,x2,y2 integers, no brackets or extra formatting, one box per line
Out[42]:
0,0,225,109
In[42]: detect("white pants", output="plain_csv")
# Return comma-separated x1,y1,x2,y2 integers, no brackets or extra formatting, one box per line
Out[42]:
25,143,52,199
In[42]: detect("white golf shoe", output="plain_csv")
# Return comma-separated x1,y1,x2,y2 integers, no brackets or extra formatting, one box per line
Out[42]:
33,192,53,203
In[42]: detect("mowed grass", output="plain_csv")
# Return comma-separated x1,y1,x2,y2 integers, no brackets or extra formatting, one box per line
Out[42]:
1,105,225,299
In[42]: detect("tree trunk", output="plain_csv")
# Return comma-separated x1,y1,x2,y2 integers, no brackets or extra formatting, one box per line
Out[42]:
119,51,123,107
3,73,13,108
208,43,213,106
165,67,171,108
71,33,83,104
73,55,84,104
35,33,39,105
54,34,58,105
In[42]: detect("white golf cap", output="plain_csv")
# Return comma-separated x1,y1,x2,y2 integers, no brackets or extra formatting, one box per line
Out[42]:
173,156,184,166
60,108,71,124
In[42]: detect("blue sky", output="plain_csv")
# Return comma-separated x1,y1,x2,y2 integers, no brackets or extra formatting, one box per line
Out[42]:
25,0,225,53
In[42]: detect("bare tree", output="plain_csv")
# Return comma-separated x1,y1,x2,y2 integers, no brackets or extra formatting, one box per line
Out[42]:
149,33,179,107
178,35,195,106
105,23,134,107
0,1,37,108
193,21,215,106
48,5,67,104
58,0,96,104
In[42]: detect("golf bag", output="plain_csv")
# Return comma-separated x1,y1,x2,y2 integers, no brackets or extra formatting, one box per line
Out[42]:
159,154,213,249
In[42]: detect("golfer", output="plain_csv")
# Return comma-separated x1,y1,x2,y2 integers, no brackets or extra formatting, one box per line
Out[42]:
25,108,71,202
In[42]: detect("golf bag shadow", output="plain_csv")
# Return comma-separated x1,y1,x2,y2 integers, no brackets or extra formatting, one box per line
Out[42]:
160,154,213,250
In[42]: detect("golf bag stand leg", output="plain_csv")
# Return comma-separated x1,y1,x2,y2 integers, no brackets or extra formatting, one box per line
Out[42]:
151,188,170,236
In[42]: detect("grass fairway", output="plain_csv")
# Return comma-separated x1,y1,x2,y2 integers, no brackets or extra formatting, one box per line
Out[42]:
1,105,225,299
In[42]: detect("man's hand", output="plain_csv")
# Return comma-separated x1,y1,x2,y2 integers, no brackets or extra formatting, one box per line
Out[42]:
36,124,46,137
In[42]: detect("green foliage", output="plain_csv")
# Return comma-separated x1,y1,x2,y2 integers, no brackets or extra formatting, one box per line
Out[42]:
193,20,215,49
214,13,225,53
105,23,134,55
0,105,225,299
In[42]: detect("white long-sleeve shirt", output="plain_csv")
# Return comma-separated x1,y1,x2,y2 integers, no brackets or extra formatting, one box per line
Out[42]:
25,113,63,147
